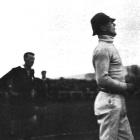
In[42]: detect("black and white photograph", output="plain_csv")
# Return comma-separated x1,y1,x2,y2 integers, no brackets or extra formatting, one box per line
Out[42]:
0,0,140,140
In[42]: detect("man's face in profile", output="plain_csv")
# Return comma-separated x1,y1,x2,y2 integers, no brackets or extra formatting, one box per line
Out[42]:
103,21,116,37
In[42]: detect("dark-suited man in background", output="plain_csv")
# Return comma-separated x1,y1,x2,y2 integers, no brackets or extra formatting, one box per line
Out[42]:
0,52,36,140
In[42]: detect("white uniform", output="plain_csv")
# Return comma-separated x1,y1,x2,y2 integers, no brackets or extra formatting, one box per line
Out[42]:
93,35,134,140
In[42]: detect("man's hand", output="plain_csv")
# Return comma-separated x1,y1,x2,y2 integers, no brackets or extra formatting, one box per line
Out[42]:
31,89,37,98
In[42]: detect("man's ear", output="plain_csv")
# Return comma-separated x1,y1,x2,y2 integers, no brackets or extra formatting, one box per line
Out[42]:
100,25,107,32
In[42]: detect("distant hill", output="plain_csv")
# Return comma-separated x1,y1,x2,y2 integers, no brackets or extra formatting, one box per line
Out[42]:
66,73,95,80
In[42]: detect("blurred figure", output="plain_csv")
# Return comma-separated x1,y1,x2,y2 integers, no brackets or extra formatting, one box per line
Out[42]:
91,13,135,140
41,70,47,81
0,52,36,140
41,70,50,97
125,65,140,95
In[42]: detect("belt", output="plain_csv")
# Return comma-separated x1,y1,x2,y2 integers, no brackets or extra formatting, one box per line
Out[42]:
98,88,122,95
99,88,111,93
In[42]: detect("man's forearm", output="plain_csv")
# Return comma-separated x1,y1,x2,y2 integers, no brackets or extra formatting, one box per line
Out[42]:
97,74,128,93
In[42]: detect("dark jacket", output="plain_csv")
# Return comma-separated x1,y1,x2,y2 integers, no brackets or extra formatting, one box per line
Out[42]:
0,66,34,98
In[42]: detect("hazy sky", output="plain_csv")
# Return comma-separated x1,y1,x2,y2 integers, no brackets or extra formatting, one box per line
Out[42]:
0,0,140,78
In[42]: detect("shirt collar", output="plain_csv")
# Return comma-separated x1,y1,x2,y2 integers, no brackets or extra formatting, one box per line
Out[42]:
98,35,114,43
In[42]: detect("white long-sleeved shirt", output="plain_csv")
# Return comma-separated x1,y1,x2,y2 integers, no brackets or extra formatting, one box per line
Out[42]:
93,35,127,93
93,35,127,115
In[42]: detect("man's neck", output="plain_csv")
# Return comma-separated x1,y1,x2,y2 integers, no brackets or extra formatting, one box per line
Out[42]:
98,35,114,43
24,65,31,71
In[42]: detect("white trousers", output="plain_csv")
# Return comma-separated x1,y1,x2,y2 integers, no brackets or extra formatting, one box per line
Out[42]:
94,91,134,140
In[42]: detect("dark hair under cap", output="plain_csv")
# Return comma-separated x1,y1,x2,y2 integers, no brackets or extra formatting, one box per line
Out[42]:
91,12,115,36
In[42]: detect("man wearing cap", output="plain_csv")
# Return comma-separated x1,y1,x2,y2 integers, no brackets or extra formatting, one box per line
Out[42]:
91,12,135,140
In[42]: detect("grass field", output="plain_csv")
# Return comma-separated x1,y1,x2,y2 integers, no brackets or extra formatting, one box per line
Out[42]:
32,97,140,140
1,96,140,140
31,99,99,140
